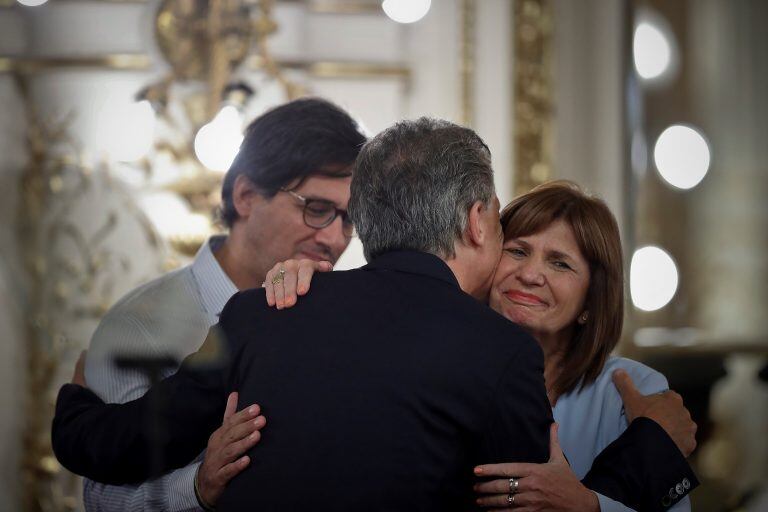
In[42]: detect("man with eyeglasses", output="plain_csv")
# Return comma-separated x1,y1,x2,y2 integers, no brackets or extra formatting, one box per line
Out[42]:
77,97,367,512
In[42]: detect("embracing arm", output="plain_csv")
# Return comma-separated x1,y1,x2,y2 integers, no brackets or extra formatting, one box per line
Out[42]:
583,370,698,512
52,325,233,486
78,312,210,511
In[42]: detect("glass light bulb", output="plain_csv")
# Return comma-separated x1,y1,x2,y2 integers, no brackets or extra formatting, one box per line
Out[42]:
105,100,157,162
381,0,431,24
194,106,244,173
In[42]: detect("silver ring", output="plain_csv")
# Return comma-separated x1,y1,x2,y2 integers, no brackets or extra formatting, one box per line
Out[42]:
509,477,519,494
507,493,515,506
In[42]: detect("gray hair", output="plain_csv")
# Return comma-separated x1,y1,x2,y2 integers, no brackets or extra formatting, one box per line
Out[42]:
349,117,496,261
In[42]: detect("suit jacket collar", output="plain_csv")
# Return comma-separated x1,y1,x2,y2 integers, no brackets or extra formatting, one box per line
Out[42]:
363,250,461,290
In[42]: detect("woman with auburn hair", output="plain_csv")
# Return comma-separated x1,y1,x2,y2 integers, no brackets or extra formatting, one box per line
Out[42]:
264,181,692,512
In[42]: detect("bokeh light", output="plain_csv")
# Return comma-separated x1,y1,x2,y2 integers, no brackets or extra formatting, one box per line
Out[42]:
16,0,49,6
381,0,431,24
631,246,679,312
104,100,157,162
654,124,711,189
194,106,244,172
633,21,672,80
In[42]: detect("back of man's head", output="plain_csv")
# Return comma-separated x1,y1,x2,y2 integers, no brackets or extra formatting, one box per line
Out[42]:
349,117,495,261
220,97,367,228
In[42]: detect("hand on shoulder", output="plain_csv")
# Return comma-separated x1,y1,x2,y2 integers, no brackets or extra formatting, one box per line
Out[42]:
612,369,697,457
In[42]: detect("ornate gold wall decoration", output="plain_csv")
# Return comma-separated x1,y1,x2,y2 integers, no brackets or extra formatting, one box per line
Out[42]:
512,0,554,195
14,73,163,512
155,0,254,82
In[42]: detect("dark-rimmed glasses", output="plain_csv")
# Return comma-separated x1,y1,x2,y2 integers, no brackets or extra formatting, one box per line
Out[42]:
280,188,355,238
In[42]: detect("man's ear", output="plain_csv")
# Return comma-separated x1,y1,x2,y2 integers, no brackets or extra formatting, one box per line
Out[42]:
466,200,487,248
232,175,260,218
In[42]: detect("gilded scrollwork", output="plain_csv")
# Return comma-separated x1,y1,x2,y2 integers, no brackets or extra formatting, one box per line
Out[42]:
513,0,554,195
14,74,165,512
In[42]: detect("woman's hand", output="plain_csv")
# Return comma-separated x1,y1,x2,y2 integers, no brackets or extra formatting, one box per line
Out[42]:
262,259,333,309
473,424,599,511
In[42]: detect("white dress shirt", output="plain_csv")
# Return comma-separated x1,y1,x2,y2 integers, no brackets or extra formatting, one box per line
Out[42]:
82,236,238,512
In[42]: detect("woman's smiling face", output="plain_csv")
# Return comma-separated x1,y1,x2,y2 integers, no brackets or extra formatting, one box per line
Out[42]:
489,219,591,344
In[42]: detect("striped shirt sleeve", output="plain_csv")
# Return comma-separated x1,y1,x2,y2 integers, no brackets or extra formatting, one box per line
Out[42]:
81,304,203,511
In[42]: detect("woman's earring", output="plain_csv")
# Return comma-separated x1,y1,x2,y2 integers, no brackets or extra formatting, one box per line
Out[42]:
578,311,589,324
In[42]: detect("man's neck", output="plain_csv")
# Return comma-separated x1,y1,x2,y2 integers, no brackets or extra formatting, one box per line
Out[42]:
443,257,488,302
213,236,266,291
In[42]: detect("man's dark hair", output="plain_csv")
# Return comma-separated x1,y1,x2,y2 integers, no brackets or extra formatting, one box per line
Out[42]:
220,97,367,227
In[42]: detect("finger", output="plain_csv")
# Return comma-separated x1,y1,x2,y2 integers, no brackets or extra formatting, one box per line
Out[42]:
474,477,528,495
282,260,300,307
222,415,267,445
296,260,331,295
476,493,510,508
272,263,286,309
548,423,566,463
220,428,262,464
223,403,261,429
72,350,88,387
612,369,642,412
216,455,251,485
223,392,238,422
476,492,527,508
263,265,277,307
475,463,535,478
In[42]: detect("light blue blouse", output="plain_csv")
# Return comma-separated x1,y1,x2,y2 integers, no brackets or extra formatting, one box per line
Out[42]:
553,356,692,512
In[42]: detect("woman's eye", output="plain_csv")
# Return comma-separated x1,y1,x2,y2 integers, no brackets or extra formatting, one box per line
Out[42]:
553,260,572,270
504,248,526,257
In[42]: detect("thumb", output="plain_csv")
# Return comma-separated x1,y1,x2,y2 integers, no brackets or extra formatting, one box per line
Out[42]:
72,350,88,387
548,423,566,463
612,369,642,411
223,391,238,422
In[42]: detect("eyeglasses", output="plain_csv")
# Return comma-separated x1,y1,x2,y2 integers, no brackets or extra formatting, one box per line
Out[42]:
280,188,355,238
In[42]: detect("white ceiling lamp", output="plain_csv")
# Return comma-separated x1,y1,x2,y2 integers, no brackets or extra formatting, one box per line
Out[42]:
194,106,244,173
382,0,431,24
654,124,711,189
16,0,49,6
630,246,679,312
113,100,157,162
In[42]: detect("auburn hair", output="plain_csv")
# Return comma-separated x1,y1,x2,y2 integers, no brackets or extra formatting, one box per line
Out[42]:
499,181,624,398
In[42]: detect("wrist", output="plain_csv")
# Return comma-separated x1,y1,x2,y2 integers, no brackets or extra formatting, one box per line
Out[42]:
582,486,601,512
194,465,217,512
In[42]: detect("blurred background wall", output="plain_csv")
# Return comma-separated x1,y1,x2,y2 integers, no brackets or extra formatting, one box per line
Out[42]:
0,0,765,510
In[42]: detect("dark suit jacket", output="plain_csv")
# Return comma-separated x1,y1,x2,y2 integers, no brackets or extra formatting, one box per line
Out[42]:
52,251,697,511
54,251,552,511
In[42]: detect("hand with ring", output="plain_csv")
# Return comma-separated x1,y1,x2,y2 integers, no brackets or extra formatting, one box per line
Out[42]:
262,259,333,309
473,424,599,511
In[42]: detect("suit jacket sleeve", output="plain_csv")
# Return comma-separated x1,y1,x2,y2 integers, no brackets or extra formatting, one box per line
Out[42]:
52,319,239,485
481,338,552,464
582,417,699,512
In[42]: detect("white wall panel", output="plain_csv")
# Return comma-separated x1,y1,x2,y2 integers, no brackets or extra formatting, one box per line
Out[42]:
27,2,151,56
0,9,28,55
305,13,402,62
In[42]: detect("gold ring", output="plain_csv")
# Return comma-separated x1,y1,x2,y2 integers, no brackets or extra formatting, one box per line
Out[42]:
271,268,286,285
